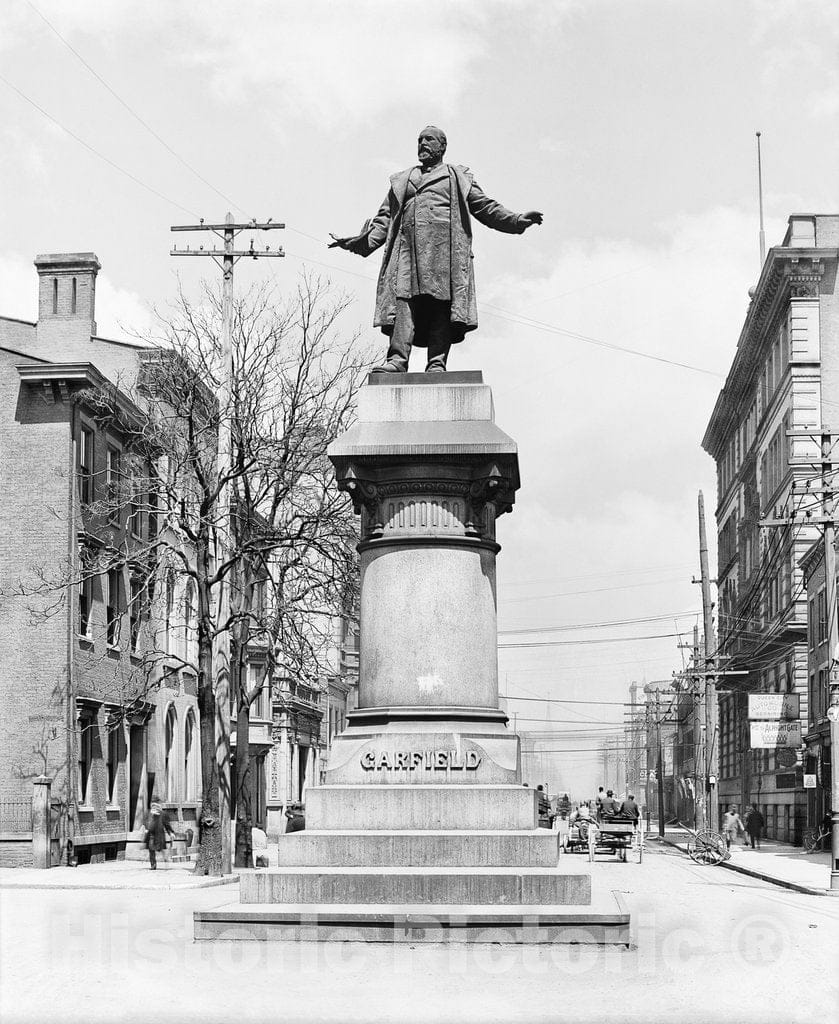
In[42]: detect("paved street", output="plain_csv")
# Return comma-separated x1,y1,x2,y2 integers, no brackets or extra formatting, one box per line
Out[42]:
2,845,837,1024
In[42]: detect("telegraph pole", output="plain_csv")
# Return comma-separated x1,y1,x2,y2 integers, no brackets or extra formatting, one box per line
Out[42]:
691,623,701,829
698,491,719,831
170,214,284,874
820,434,839,890
760,428,839,888
655,687,665,838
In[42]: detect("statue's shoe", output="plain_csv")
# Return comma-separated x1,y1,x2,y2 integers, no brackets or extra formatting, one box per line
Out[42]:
371,361,406,374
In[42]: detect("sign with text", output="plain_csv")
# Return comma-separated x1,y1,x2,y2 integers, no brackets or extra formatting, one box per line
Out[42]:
803,773,817,789
747,693,800,720
361,749,482,771
749,720,802,749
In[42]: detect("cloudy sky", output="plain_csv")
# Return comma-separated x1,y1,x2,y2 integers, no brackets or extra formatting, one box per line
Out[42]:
2,0,837,795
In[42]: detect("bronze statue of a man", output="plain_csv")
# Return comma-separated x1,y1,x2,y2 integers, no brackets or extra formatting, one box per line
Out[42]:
329,126,542,373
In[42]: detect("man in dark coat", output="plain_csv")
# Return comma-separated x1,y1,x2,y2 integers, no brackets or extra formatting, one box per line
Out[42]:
745,804,764,849
330,126,542,373
144,798,174,870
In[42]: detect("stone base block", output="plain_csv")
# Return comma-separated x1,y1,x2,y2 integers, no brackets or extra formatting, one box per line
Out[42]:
239,866,590,906
305,785,538,831
275,830,559,867
194,892,630,946
323,718,520,786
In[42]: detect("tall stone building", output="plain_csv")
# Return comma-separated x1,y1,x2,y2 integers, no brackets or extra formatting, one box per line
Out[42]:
702,214,839,842
0,254,201,865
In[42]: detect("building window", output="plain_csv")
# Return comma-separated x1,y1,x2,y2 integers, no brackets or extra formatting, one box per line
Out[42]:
183,710,198,801
78,714,95,804
106,568,121,646
164,706,177,802
809,596,816,649
128,473,144,539
817,589,827,644
52,277,58,314
129,576,143,653
71,277,77,314
106,720,122,804
78,427,94,504
183,580,196,664
78,570,93,639
164,572,175,656
106,447,121,519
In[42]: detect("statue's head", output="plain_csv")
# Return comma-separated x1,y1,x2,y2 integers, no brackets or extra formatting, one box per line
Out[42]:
418,126,447,165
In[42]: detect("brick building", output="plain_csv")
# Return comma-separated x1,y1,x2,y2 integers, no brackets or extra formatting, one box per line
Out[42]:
0,253,200,865
702,214,839,842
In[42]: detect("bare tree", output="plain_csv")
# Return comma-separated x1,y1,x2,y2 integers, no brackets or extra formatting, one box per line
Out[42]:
10,272,367,875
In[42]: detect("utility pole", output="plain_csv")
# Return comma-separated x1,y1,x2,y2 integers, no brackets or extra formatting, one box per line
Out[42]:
170,214,284,874
698,491,719,831
691,623,701,829
760,427,839,888
820,434,839,890
656,687,665,838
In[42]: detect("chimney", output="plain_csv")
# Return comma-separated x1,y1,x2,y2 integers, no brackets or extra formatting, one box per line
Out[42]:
33,253,100,358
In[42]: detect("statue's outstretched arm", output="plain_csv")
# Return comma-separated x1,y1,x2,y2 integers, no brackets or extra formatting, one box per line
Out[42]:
467,179,543,234
329,194,391,255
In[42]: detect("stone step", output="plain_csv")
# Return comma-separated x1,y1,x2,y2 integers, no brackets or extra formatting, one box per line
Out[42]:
275,829,559,867
305,784,538,830
194,892,629,945
239,866,590,906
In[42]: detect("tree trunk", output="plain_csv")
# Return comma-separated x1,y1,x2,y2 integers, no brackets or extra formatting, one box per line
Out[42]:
234,701,253,868
194,538,222,876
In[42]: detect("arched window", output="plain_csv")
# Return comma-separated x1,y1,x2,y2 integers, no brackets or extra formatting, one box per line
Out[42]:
164,705,178,802
183,709,198,801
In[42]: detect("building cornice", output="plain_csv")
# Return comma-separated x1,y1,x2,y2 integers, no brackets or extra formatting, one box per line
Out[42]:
17,361,145,429
702,245,838,458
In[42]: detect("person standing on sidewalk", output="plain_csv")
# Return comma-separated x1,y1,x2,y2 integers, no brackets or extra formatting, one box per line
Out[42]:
722,805,744,850
144,798,173,870
745,805,764,849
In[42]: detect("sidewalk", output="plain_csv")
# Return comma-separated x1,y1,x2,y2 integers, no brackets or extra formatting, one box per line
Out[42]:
652,825,836,897
0,860,239,891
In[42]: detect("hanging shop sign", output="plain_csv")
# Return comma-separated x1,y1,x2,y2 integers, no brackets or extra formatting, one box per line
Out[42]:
749,720,802,749
747,693,800,720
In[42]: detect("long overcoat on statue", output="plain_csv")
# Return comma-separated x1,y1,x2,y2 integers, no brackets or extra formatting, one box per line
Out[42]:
347,164,526,338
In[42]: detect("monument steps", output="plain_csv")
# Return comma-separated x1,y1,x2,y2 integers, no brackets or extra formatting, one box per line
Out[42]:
194,892,630,945
239,865,590,906
305,783,539,830
275,829,559,867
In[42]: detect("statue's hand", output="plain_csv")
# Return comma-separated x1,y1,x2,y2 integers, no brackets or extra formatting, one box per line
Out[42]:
521,211,544,227
328,233,352,249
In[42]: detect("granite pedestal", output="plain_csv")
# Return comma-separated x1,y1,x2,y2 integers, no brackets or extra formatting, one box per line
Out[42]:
194,372,629,945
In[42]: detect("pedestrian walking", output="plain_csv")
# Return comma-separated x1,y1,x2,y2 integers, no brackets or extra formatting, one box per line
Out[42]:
595,786,605,822
722,805,743,850
144,798,173,870
745,805,764,849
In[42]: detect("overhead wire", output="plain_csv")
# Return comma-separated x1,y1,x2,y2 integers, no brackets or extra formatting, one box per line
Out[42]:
498,609,699,635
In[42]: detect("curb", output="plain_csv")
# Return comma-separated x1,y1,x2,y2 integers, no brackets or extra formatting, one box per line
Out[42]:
0,874,240,892
651,836,835,897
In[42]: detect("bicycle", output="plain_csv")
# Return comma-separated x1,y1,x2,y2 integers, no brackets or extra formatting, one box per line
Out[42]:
802,824,830,853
